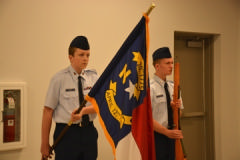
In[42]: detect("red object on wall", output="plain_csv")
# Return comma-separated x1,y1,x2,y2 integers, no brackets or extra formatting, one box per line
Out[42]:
3,115,15,142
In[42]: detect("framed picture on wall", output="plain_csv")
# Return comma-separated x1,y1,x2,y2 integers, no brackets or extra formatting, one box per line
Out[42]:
0,82,27,151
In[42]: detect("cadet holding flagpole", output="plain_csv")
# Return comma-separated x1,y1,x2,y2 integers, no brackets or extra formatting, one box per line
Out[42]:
41,36,98,160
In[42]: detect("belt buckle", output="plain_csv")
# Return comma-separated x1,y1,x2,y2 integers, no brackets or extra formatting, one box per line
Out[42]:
79,121,91,127
79,121,88,127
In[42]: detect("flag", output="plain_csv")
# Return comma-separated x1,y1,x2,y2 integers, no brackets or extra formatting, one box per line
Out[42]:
86,14,155,160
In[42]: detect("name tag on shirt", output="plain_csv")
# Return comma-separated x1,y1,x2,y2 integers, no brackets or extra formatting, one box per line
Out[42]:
65,88,75,92
84,86,92,90
156,94,163,98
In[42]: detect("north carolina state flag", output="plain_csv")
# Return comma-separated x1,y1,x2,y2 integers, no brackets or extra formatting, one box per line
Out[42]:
86,14,155,160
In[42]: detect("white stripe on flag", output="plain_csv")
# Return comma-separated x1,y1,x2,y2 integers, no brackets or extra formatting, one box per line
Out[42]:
116,132,142,160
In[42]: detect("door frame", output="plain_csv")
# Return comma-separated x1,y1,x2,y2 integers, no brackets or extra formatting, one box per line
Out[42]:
174,31,216,160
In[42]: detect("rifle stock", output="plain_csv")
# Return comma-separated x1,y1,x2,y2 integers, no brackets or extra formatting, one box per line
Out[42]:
173,62,187,160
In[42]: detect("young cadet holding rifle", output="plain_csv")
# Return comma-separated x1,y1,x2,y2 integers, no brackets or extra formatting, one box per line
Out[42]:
150,47,184,160
41,36,98,160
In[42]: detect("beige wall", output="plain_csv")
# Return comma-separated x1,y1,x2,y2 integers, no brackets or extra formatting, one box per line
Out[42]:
0,0,239,160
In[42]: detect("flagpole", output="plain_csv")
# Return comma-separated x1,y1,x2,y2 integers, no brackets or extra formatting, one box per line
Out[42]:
42,100,87,160
146,2,156,16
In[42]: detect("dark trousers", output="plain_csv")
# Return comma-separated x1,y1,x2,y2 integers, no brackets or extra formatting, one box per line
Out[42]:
154,132,175,160
54,123,98,160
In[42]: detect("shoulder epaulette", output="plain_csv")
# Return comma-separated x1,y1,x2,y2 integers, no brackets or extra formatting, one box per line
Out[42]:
84,69,97,74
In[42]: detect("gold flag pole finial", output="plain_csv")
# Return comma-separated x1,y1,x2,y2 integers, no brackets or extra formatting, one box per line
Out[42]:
146,2,156,16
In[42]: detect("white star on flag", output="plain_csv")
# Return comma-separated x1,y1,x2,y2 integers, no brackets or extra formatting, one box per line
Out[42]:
125,80,136,99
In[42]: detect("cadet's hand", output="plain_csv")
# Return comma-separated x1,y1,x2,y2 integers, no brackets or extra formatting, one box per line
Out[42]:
71,108,83,122
171,99,181,108
166,129,183,139
41,143,53,160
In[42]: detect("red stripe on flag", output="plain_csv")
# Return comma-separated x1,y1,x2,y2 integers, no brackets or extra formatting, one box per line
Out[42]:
131,88,156,160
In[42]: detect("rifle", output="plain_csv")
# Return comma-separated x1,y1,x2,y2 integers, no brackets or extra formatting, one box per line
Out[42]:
173,62,187,160
42,100,87,160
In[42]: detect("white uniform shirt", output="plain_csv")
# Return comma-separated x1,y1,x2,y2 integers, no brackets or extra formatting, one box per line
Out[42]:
150,74,183,128
44,65,98,124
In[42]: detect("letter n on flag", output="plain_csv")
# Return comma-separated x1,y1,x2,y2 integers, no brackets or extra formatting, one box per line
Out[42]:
86,14,155,160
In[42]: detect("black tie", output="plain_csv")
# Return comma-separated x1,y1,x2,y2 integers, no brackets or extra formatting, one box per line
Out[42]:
164,82,173,129
78,76,90,126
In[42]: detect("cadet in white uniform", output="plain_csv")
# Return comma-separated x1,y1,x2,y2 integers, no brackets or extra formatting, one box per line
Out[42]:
41,36,98,160
150,47,183,160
